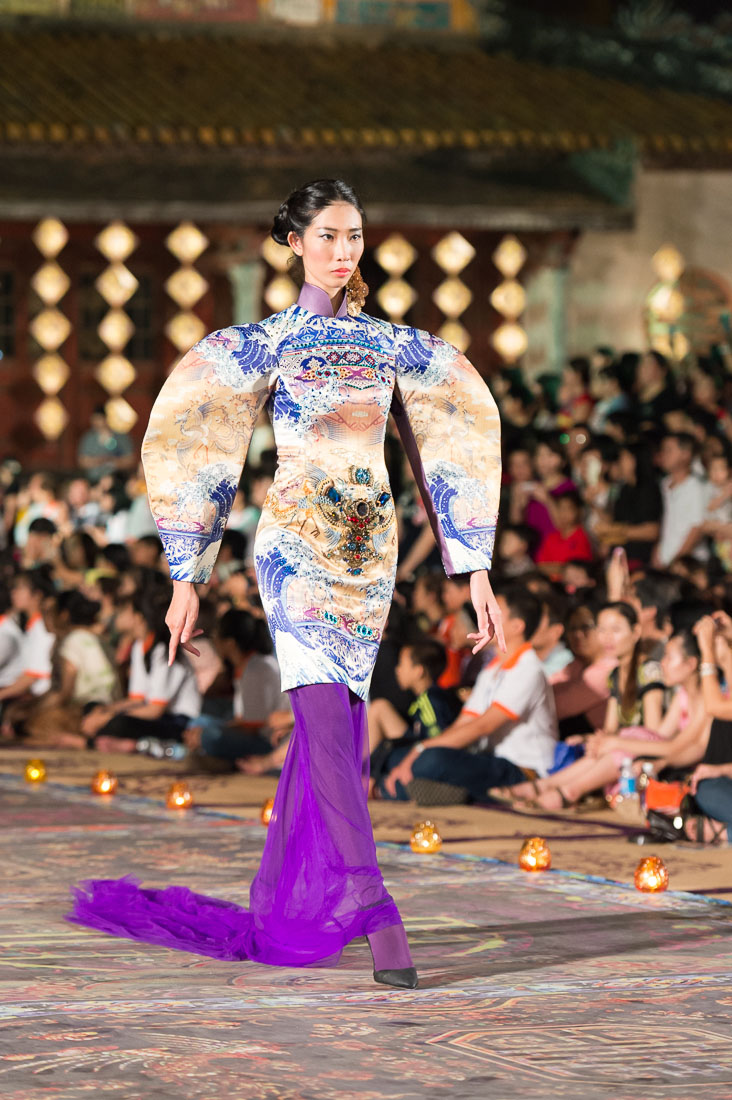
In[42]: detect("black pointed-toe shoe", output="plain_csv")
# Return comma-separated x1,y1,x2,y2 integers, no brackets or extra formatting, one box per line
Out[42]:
373,967,419,989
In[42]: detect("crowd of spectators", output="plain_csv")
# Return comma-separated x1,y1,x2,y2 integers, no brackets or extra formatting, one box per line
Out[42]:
5,347,732,847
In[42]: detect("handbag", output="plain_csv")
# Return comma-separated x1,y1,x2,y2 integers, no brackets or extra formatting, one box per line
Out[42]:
644,777,690,814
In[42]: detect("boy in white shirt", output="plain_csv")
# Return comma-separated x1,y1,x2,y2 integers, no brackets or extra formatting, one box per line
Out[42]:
383,587,558,805
0,583,24,689
0,570,56,706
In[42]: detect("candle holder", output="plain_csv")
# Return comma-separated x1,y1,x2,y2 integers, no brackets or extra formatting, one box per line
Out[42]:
634,856,669,892
24,759,47,784
518,837,552,872
91,770,118,796
166,781,193,810
410,820,442,854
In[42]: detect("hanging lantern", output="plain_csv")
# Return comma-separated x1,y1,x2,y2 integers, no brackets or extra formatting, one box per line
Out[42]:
634,856,669,893
96,263,139,309
376,279,417,322
30,308,72,352
438,321,471,352
91,770,118,796
410,820,443,854
33,354,70,397
263,275,298,314
652,244,684,284
493,234,527,278
260,796,275,825
166,781,193,810
104,396,138,434
31,262,70,307
25,759,47,784
492,321,528,364
647,284,685,324
432,231,475,277
432,277,473,320
96,221,138,264
96,355,137,396
35,397,68,440
518,836,552,872
375,234,417,278
32,217,69,259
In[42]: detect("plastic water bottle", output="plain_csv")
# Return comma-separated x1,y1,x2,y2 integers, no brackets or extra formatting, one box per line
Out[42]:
618,757,636,800
638,761,656,813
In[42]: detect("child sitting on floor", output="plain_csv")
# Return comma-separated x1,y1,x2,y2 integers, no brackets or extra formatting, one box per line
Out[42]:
184,608,292,772
368,638,461,797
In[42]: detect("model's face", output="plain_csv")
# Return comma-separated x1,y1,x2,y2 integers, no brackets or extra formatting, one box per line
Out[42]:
289,203,364,297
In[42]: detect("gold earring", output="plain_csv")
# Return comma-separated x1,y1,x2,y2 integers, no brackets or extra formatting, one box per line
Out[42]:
345,267,369,317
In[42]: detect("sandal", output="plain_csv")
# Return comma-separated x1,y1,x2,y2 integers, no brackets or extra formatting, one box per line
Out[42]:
522,787,573,813
685,813,728,845
487,779,541,807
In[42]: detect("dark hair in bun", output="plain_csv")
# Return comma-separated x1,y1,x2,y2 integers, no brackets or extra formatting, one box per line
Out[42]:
271,179,365,283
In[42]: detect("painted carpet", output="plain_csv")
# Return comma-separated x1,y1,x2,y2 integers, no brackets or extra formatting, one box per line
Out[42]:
3,778,732,1099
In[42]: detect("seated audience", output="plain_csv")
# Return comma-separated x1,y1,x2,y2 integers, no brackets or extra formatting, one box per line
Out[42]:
381,587,557,805
83,592,201,753
369,638,461,795
184,609,291,770
535,491,594,576
24,591,120,747
494,601,666,810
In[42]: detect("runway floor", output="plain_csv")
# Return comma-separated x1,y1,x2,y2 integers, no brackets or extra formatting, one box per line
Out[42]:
3,775,732,1099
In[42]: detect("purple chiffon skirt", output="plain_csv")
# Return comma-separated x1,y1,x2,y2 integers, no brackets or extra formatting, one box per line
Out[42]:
66,682,404,967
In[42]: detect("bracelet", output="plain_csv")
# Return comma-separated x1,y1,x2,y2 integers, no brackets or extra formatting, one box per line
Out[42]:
414,742,427,755
700,663,718,678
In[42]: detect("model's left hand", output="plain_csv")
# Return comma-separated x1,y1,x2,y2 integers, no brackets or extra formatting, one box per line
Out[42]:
467,570,506,653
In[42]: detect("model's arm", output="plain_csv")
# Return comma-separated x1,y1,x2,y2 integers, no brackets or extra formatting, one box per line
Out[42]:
390,326,501,580
141,324,276,663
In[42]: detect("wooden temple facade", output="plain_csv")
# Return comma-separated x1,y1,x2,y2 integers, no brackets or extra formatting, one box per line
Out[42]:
0,8,731,467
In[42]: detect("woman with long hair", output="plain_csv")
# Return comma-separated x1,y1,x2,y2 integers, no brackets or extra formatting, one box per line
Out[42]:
67,179,504,989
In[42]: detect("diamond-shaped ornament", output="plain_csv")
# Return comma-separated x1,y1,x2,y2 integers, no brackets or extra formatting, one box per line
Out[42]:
166,222,208,265
375,234,417,278
35,397,68,439
433,278,473,319
261,236,293,273
96,355,137,395
165,267,208,310
432,232,475,276
165,311,206,353
33,353,70,396
32,218,69,259
96,263,138,308
98,309,134,352
31,262,70,306
30,309,71,352
95,221,138,263
105,396,138,433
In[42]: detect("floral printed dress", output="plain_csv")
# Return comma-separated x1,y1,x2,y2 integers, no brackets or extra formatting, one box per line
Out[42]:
142,282,501,700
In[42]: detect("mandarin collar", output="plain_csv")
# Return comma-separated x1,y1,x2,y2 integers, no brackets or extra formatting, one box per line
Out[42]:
297,281,348,319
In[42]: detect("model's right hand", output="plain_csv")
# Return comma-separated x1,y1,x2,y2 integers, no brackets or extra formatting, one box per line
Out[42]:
167,580,203,666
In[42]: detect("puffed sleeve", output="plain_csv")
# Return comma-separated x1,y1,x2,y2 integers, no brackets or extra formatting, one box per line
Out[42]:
391,325,501,576
141,323,276,583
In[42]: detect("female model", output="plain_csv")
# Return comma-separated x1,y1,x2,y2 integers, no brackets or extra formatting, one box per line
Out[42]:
68,179,504,989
